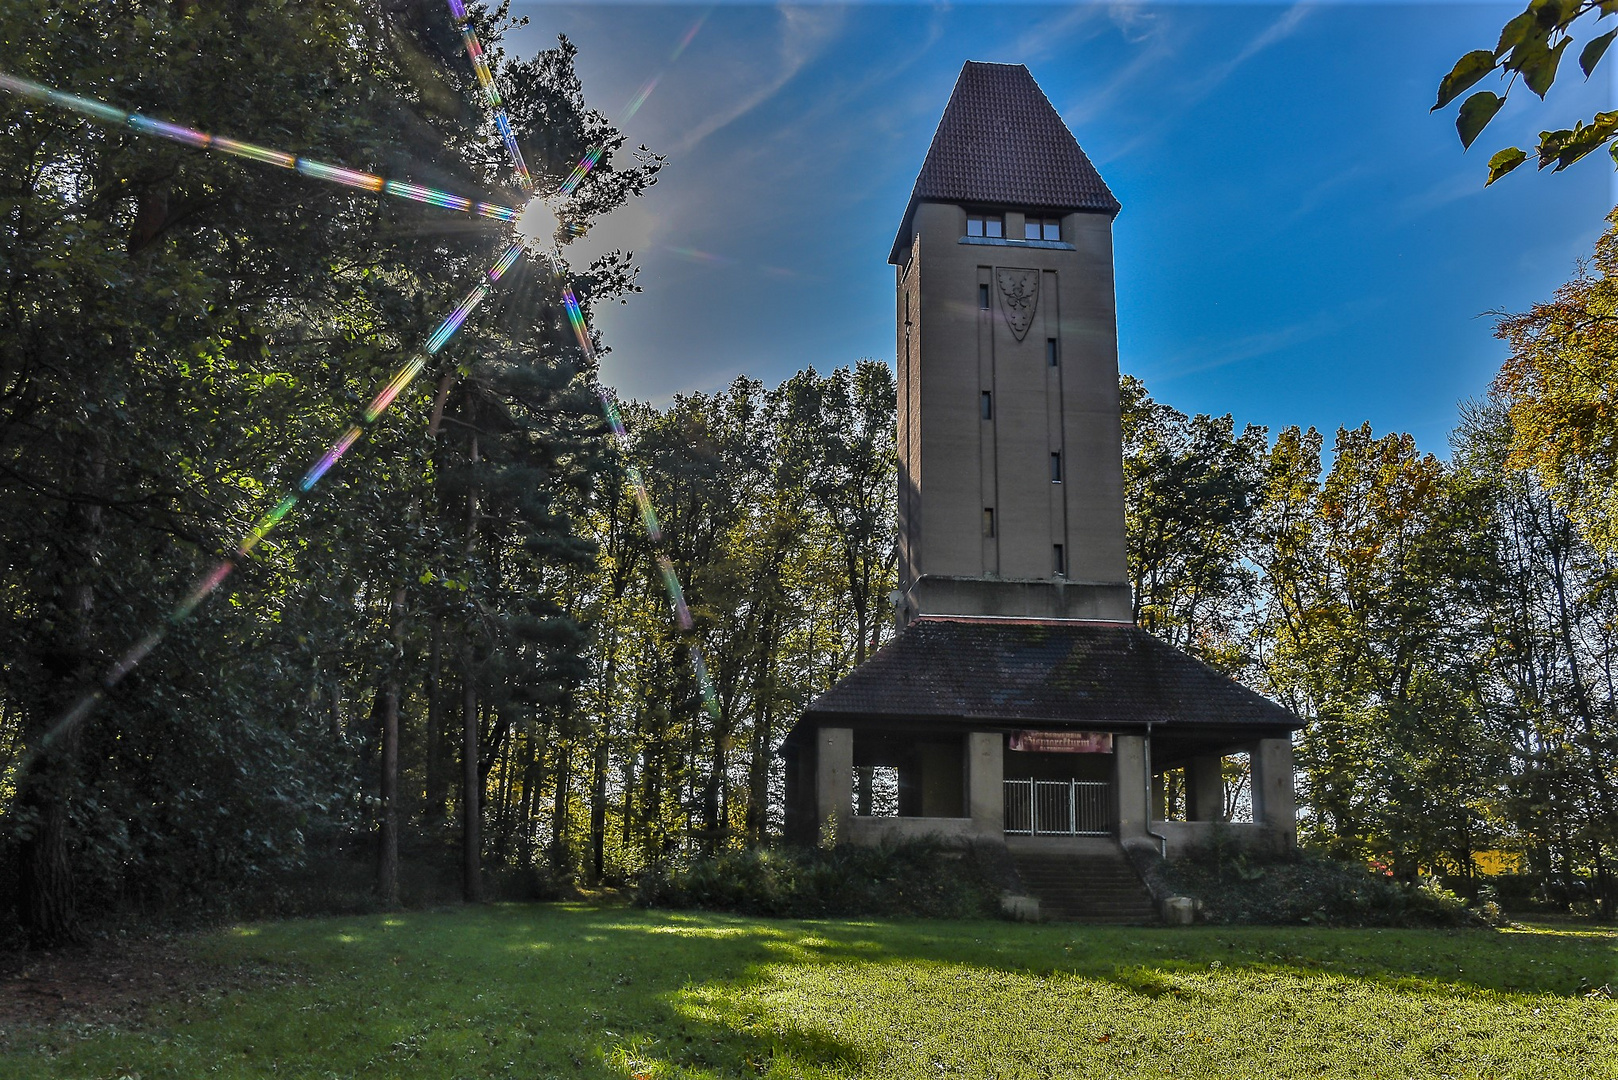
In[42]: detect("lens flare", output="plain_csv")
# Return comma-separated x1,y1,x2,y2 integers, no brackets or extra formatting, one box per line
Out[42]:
44,242,525,742
0,73,516,222
514,197,559,248
25,4,724,746
445,1,532,190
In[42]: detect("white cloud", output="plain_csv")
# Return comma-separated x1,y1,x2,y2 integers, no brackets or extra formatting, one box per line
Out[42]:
1013,5,1106,62
1187,1,1316,99
666,5,844,157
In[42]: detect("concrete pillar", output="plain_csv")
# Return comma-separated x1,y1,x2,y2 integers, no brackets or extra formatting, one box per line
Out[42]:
816,727,853,841
1113,734,1148,841
1253,737,1297,849
1187,755,1225,822
967,731,1003,836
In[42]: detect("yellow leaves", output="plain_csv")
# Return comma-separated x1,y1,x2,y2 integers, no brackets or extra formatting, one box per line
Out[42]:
1492,208,1618,553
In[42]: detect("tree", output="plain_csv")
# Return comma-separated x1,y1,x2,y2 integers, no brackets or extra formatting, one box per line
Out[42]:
1454,402,1617,915
1120,375,1266,672
0,2,657,940
1493,208,1618,553
1433,0,1618,183
1254,424,1502,872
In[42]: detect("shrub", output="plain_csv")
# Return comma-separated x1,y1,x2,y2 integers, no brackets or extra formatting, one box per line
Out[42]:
1142,843,1502,928
636,838,1004,919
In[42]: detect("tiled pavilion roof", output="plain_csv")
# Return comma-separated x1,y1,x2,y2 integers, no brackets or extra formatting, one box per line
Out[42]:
799,617,1301,733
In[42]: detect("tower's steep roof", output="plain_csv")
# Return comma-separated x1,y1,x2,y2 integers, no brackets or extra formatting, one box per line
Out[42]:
889,61,1119,263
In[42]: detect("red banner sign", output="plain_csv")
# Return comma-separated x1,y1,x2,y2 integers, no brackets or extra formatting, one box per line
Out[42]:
1007,731,1114,754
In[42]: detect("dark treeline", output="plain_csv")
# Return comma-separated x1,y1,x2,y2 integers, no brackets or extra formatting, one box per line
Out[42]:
3,4,1615,945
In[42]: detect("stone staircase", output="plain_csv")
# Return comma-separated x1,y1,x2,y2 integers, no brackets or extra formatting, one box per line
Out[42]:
1008,846,1158,924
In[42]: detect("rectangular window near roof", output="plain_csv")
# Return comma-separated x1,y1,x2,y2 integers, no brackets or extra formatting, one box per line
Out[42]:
1025,216,1061,241
967,213,1003,239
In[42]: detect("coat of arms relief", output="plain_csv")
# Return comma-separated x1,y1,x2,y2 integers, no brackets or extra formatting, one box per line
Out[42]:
995,268,1040,341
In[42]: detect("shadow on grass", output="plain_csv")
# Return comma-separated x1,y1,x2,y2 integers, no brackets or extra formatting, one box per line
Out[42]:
11,904,1614,1079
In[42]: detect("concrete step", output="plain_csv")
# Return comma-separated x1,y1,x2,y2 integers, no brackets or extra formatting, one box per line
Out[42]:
1009,849,1157,924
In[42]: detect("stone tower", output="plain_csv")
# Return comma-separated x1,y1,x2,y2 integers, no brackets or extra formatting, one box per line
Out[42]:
779,61,1302,865
891,61,1130,625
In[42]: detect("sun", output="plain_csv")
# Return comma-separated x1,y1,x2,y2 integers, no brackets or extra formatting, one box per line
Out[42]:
514,196,560,250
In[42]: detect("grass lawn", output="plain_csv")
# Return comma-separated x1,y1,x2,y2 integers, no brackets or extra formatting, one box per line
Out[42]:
2,905,1614,1079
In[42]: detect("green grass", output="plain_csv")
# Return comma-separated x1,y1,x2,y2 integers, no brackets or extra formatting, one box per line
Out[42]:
4,905,1615,1079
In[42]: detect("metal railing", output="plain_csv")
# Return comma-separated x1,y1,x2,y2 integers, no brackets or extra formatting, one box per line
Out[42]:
1003,779,1112,836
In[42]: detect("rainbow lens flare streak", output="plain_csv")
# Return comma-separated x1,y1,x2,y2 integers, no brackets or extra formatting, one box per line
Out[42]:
559,280,718,720
557,11,707,199
45,242,525,743
446,0,532,191
38,6,719,738
0,73,518,223
441,0,714,714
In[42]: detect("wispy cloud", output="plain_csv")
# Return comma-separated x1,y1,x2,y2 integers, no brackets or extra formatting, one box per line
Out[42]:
1142,310,1343,383
1187,1,1315,99
1064,34,1176,128
666,5,843,157
1396,168,1487,220
1089,2,1317,164
1013,5,1106,63
1106,2,1159,45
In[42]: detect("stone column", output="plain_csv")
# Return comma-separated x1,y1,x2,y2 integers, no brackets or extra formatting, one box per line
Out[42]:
1252,737,1297,850
1187,755,1225,822
1113,734,1149,843
816,727,853,842
966,731,1003,837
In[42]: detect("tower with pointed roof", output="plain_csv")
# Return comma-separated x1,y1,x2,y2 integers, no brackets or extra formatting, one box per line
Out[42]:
778,63,1301,905
891,60,1130,624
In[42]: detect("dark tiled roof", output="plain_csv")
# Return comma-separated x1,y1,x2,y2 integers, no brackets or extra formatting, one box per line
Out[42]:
801,618,1300,732
889,61,1120,263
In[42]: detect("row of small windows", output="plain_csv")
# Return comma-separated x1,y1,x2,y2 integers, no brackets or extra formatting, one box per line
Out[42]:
966,213,1062,241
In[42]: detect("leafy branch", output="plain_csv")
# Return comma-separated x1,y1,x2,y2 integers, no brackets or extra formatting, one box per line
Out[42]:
1432,0,1618,184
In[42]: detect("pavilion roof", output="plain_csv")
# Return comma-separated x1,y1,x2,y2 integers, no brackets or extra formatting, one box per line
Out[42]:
798,617,1301,734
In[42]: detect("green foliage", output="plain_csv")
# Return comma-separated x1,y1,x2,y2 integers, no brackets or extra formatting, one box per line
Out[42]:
1148,844,1497,928
1119,375,1265,673
1492,209,1618,552
1433,0,1618,181
635,839,1002,919
0,2,656,940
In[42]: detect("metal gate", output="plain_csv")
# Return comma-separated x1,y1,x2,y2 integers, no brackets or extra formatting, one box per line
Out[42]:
1003,779,1112,836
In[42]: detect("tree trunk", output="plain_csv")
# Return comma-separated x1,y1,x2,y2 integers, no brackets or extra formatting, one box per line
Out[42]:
424,618,445,825
590,733,609,883
18,456,105,944
376,586,406,905
461,669,481,903
550,730,571,871
376,678,400,905
17,723,83,943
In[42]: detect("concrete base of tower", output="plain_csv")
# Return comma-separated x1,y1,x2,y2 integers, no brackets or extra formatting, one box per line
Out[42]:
900,574,1133,626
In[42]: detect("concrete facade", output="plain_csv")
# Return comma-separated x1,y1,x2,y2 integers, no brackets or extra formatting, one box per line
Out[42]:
895,204,1131,625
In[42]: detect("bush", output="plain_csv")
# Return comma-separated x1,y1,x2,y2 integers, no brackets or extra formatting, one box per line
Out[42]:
1142,843,1502,928
636,838,1005,919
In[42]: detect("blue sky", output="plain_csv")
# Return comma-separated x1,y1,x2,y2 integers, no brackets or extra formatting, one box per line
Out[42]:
512,2,1614,454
